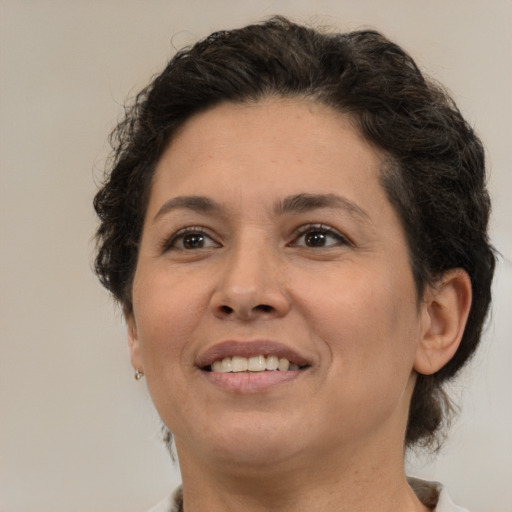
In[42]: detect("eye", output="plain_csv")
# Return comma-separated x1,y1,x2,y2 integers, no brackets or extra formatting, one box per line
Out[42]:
165,227,220,251
289,224,350,248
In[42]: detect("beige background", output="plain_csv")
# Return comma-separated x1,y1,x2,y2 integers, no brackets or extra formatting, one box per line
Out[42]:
1,1,511,511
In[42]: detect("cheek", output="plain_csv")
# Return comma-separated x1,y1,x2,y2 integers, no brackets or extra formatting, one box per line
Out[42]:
132,268,208,369
294,264,420,371
132,273,206,425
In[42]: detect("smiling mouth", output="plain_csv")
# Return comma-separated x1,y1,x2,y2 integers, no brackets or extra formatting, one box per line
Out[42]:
204,355,310,373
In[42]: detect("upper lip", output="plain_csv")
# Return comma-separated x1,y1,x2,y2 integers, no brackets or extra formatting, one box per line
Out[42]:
196,340,311,369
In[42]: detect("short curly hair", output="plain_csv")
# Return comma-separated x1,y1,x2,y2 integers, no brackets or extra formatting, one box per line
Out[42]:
94,16,495,449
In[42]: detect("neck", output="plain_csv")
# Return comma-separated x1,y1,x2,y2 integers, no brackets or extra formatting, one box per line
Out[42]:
175,436,430,512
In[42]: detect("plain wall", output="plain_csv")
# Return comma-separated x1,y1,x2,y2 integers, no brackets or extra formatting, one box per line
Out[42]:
1,1,511,511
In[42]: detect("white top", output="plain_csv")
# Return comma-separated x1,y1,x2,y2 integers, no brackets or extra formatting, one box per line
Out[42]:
145,478,470,511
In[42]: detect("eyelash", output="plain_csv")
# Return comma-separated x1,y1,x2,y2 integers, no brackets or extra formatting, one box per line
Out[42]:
163,226,219,251
162,223,350,252
289,224,351,248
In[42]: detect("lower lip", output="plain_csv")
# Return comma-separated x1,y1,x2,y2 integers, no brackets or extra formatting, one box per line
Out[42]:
202,370,303,393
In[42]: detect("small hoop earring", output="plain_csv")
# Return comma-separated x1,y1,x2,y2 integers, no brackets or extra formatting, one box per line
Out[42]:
134,370,144,381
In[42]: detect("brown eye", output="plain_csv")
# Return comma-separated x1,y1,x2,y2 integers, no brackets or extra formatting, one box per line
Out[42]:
290,224,349,248
304,231,328,247
183,233,206,249
166,228,220,251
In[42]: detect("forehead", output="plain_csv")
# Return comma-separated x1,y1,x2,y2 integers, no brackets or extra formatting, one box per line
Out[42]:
148,99,389,215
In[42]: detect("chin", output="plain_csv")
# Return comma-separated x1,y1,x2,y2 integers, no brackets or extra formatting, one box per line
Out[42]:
177,414,305,468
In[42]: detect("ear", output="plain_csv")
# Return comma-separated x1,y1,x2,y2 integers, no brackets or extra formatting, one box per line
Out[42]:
414,269,472,375
126,313,144,374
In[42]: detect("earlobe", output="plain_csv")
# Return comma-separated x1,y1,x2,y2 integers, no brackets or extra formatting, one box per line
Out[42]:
126,314,143,374
414,269,472,375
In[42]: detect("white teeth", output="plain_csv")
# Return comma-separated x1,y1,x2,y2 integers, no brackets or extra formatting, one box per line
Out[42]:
266,355,279,371
278,358,290,371
209,355,304,373
221,357,232,372
231,356,248,372
248,355,266,371
212,360,223,372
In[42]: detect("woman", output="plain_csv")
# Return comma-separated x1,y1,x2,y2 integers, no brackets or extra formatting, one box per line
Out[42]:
94,17,495,512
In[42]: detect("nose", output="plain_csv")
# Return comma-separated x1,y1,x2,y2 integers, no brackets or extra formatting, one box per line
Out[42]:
210,243,291,321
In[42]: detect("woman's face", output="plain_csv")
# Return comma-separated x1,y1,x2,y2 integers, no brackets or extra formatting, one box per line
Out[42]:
127,99,428,468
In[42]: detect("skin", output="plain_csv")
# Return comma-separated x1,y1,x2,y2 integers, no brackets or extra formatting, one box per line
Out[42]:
127,99,471,512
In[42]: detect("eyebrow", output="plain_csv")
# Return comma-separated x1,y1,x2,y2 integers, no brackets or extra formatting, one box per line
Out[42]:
153,195,221,221
274,193,371,222
153,192,371,223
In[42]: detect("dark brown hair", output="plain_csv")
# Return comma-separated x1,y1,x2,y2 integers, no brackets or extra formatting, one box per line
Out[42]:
94,17,495,449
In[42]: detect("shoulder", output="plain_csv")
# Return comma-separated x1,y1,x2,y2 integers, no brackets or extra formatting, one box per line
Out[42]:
408,477,470,512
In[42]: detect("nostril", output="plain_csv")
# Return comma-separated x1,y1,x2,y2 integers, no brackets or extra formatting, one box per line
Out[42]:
219,305,234,315
255,304,273,313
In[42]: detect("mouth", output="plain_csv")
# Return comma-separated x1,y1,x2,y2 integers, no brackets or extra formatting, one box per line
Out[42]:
196,340,312,391
204,354,309,373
